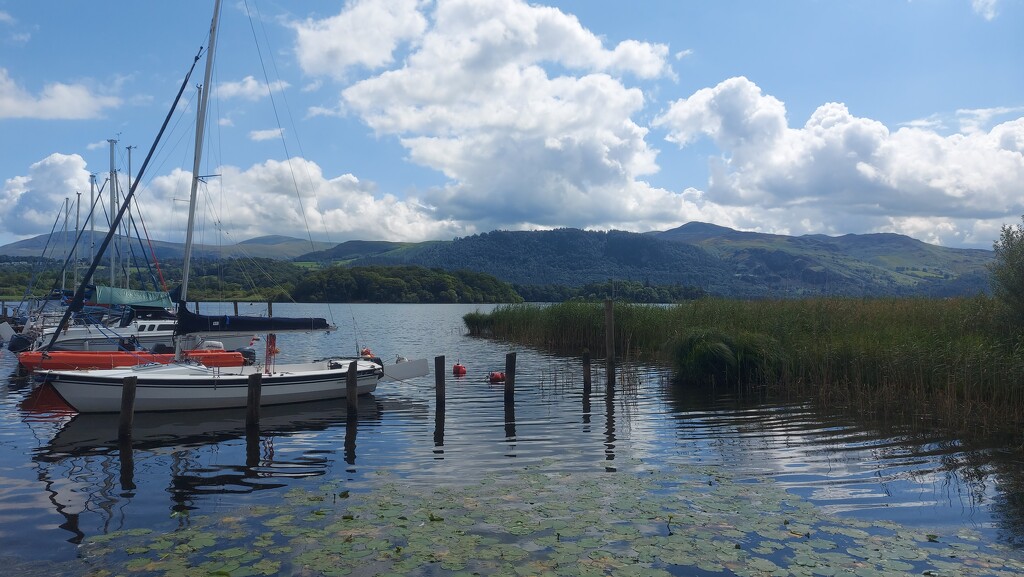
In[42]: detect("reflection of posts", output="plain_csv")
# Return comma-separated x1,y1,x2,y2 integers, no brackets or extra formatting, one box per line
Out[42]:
245,425,260,468
118,436,136,490
344,410,357,466
605,374,616,470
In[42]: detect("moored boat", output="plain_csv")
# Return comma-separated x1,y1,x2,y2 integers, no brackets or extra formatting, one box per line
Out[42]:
41,358,384,413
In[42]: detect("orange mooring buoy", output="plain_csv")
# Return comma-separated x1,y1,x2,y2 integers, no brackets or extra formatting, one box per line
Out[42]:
488,371,506,383
453,362,467,376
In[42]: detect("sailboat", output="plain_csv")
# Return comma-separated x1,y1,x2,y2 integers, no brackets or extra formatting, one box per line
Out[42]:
40,0,430,413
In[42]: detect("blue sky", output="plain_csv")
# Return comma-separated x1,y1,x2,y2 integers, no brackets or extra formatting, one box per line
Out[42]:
1,0,1021,251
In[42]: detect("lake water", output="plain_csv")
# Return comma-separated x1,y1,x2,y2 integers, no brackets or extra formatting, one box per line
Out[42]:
1,303,1023,575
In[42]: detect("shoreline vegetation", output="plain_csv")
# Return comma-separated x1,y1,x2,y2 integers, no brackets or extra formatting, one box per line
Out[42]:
463,297,1024,444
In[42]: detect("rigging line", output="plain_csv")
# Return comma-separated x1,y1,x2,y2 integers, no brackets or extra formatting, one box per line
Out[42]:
20,200,67,305
45,46,207,351
242,0,315,248
134,200,169,292
202,228,297,304
251,1,333,248
126,201,163,292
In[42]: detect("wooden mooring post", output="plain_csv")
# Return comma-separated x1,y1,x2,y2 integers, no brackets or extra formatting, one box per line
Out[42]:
434,355,446,412
346,360,358,415
118,376,138,440
434,355,446,449
246,373,262,427
604,299,615,388
504,352,516,401
582,349,592,392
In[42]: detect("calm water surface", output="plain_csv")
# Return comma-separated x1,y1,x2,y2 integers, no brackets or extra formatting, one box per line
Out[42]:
1,303,1022,570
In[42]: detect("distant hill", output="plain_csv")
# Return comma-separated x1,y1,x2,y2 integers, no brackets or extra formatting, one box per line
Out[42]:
300,224,992,298
2,223,994,298
296,240,418,263
337,228,734,291
653,222,993,297
0,232,335,261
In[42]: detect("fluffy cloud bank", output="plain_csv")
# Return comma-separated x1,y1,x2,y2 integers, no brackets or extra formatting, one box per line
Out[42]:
4,0,1021,250
653,77,1024,246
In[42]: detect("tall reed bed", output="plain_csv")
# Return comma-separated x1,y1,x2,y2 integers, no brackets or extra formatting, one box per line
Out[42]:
467,297,1024,440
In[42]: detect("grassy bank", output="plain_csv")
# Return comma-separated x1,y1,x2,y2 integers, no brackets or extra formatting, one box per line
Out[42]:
465,297,1024,441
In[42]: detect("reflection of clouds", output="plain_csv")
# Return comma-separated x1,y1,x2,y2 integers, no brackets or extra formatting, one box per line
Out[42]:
644,385,1002,530
2,303,1019,559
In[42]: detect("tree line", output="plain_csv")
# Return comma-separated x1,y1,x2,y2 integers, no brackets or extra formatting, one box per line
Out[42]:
1,256,713,305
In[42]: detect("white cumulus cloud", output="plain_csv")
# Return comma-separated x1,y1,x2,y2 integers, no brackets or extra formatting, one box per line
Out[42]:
0,68,121,119
653,76,1024,246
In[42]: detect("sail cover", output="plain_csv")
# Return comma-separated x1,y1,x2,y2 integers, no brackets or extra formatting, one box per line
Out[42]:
91,286,174,308
174,302,333,335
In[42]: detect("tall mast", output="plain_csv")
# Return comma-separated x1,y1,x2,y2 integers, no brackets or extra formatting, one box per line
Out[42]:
61,197,69,291
108,138,117,286
125,144,134,289
75,191,81,286
89,173,96,264
180,0,222,305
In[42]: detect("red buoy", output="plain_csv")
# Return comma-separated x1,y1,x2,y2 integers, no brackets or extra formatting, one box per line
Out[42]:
488,371,505,383
453,362,467,376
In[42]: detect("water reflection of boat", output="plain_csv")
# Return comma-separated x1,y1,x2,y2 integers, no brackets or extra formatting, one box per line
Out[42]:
35,389,380,457
23,387,387,544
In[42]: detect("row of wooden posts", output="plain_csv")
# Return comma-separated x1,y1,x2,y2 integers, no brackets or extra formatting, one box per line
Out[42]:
116,349,616,439
116,299,619,440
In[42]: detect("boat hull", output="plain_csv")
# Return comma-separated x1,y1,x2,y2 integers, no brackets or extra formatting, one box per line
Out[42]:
43,360,382,413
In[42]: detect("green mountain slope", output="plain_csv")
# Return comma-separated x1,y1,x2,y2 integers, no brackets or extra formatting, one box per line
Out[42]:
654,222,992,296
2,223,994,298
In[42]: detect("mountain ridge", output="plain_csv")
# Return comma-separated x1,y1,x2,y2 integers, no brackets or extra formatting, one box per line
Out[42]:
0,223,993,298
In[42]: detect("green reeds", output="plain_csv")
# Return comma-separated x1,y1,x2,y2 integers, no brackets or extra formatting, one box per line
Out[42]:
465,296,1024,441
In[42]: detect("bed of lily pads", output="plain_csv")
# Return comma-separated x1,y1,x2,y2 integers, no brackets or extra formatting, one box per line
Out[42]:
45,457,1022,577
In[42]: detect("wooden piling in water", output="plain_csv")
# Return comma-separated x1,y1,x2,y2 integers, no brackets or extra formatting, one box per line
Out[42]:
504,352,516,401
118,376,137,439
604,299,616,388
233,301,239,315
246,373,262,427
346,360,358,415
582,349,592,392
434,356,446,412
